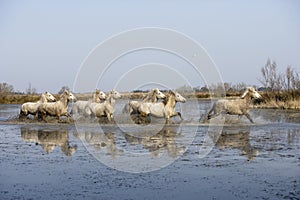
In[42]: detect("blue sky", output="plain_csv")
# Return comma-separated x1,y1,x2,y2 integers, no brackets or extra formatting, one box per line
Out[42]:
0,0,299,93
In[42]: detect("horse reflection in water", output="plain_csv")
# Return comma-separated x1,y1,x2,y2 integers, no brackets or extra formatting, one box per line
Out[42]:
216,127,259,161
74,127,124,158
125,126,186,158
74,125,185,158
21,127,77,156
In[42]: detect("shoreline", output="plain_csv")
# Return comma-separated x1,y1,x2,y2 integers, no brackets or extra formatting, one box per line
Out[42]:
0,92,299,110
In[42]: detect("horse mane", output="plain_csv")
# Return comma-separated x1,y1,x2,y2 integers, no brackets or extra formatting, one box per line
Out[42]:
240,89,248,99
106,91,114,105
59,90,70,103
40,94,47,103
241,87,254,99
240,87,259,105
92,89,101,103
40,92,54,103
143,90,154,100
162,91,175,105
106,90,119,105
142,89,156,102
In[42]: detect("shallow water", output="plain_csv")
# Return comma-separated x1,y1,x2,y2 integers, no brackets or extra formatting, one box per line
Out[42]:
0,102,299,200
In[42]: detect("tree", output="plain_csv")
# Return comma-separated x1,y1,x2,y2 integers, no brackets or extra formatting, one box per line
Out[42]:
223,82,231,92
26,82,37,94
259,58,278,92
259,59,300,100
285,66,292,92
232,82,247,92
0,82,14,96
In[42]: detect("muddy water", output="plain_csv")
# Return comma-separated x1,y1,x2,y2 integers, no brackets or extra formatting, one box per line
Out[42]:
0,102,299,200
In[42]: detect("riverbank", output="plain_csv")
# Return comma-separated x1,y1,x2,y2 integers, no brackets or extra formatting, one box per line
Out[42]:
0,91,299,110
255,99,300,110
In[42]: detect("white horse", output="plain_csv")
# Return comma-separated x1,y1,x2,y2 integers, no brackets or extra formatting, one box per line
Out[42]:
206,87,262,123
71,89,106,116
20,91,56,118
138,91,186,124
38,90,76,121
123,88,166,114
86,89,121,121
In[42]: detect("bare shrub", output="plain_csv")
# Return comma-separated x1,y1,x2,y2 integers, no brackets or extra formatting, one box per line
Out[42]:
259,59,300,105
0,82,14,99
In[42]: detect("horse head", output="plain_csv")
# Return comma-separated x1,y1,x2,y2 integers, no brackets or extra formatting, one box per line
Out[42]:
44,91,56,102
154,88,166,99
110,89,122,99
172,91,186,103
163,91,186,105
64,90,76,101
241,87,262,100
95,89,106,101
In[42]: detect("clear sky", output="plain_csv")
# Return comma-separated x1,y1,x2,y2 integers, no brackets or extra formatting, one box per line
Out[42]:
0,0,299,93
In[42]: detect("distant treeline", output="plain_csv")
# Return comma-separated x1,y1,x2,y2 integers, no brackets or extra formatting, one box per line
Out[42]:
1,59,299,108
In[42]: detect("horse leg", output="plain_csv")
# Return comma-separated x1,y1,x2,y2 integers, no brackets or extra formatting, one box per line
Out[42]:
70,107,75,115
66,113,73,123
107,113,112,122
110,114,115,123
37,111,42,121
41,112,47,122
206,105,215,120
57,115,61,122
165,116,170,124
139,111,148,117
136,113,148,124
177,112,183,120
207,112,220,120
244,113,254,123
19,110,26,119
34,113,39,120
238,114,242,122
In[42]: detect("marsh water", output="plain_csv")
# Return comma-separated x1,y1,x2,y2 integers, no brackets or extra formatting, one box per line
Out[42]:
0,100,299,199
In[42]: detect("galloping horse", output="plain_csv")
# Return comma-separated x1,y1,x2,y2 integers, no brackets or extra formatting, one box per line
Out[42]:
206,87,262,123
71,89,106,116
138,91,186,124
86,89,122,121
123,88,166,114
38,90,76,121
20,91,56,118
